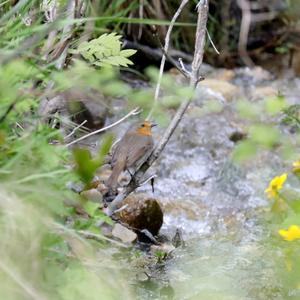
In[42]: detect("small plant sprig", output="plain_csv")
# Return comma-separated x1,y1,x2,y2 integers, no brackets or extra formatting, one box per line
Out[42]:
75,33,137,67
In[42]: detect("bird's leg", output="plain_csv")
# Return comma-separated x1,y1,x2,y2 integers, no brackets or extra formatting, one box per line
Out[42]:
126,168,134,178
139,174,157,192
103,153,112,166
103,186,118,204
126,168,139,186
151,177,155,193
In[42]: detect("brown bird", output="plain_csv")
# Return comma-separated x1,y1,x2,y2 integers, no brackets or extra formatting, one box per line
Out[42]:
106,120,156,193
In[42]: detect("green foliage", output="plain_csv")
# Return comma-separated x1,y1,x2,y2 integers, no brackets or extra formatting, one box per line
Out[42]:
275,44,292,54
0,5,137,298
154,250,168,263
75,33,137,67
232,140,257,162
53,59,132,97
249,124,280,148
0,2,206,300
236,99,263,120
73,134,113,185
233,95,298,164
234,93,300,294
282,104,300,129
265,95,287,115
82,201,113,226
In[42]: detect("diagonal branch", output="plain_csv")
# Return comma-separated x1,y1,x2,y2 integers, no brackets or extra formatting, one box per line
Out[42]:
146,0,189,121
237,0,254,67
65,107,141,147
105,0,209,216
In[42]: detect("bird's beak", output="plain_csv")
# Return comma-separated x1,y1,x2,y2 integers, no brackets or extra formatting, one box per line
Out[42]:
151,123,157,128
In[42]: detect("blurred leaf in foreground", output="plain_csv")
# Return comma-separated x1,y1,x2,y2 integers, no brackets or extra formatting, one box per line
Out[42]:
73,134,113,185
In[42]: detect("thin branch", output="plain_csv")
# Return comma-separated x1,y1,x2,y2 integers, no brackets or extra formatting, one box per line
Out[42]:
105,0,209,215
237,0,254,67
39,0,80,118
40,0,57,56
55,0,76,69
206,29,220,55
124,40,193,63
138,0,144,39
112,204,128,214
77,230,129,248
178,57,190,76
154,32,190,77
65,107,141,147
15,122,25,131
0,101,16,124
64,120,87,139
146,0,189,120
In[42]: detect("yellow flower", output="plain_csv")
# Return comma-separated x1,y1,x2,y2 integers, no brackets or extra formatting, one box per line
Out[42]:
279,225,300,241
292,159,300,173
265,173,287,199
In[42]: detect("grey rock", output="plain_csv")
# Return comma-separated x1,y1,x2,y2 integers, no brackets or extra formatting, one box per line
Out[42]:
112,223,137,244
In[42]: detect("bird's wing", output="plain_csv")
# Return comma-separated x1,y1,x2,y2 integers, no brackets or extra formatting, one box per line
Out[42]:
110,133,129,167
126,136,154,168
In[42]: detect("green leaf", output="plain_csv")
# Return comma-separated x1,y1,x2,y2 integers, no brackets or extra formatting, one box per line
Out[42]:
77,33,136,68
101,56,133,67
83,201,100,217
120,49,137,57
249,124,280,148
265,95,287,115
236,100,262,120
73,148,99,184
232,140,257,162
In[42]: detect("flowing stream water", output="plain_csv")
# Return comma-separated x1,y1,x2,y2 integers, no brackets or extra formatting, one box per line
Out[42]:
106,66,300,299
92,67,300,300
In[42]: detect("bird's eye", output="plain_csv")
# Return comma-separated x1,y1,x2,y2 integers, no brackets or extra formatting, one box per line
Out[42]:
141,124,145,127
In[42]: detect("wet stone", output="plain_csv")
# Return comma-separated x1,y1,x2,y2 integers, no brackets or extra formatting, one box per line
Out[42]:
150,243,175,257
117,196,164,236
80,188,103,203
199,79,240,102
112,223,137,244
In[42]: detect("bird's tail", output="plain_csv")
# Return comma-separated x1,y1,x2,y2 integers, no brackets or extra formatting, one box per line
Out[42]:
106,160,125,191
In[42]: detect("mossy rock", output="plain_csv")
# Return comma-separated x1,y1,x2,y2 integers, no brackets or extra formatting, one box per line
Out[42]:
117,195,163,235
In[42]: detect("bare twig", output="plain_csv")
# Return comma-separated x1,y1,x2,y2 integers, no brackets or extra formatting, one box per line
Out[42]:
64,120,87,139
206,29,220,55
237,0,254,67
113,204,129,214
77,230,129,248
124,40,193,63
146,0,189,120
154,32,190,77
65,107,141,147
55,0,76,69
178,57,190,76
0,101,16,124
39,0,79,117
157,36,189,78
138,0,144,39
105,0,209,215
15,122,24,131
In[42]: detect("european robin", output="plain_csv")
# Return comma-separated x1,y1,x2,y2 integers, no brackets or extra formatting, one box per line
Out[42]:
106,120,156,193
